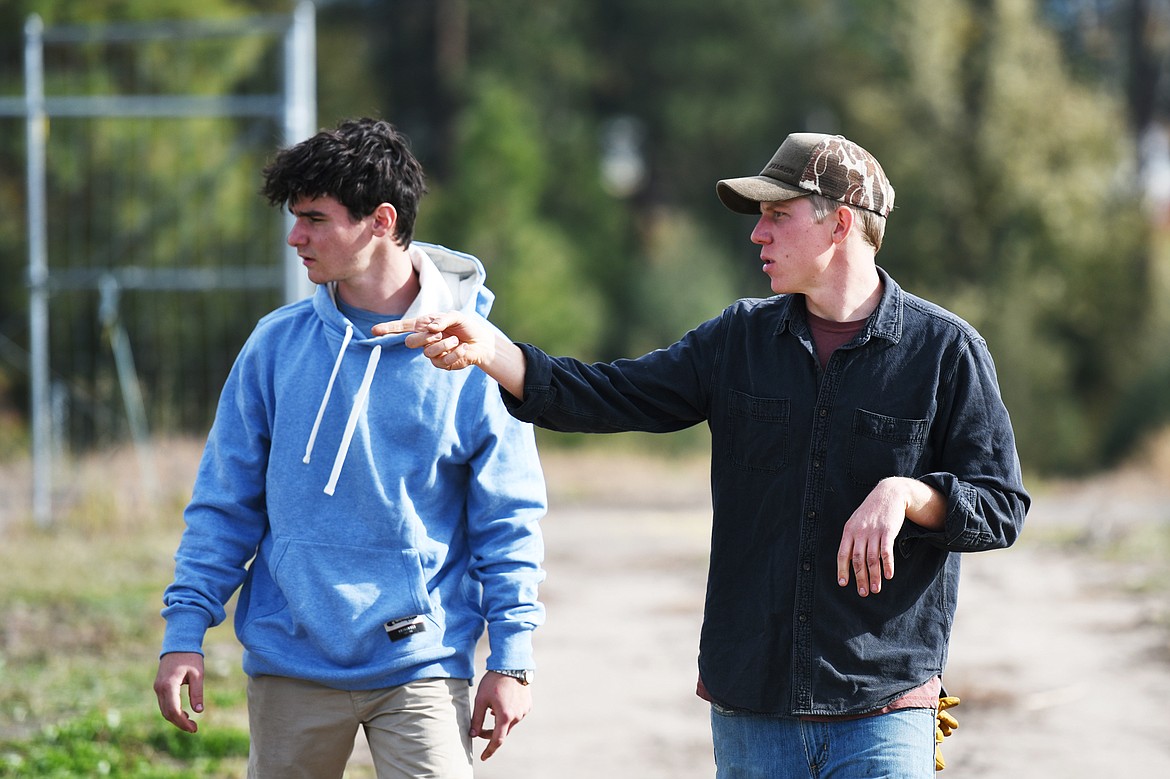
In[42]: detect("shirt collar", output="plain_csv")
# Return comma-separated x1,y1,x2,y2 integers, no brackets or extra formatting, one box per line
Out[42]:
773,266,903,345
867,267,903,344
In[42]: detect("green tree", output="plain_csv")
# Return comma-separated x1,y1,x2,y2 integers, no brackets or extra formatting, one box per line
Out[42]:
4,0,1160,472
331,0,1157,470
419,76,605,357
838,0,1151,471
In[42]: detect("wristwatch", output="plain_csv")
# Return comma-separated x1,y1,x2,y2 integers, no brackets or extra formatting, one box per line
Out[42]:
492,669,534,685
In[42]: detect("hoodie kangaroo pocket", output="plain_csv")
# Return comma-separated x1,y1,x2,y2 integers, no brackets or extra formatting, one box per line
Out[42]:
263,538,436,666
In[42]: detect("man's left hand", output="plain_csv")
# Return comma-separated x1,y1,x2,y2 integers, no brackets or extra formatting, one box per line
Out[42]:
470,671,533,760
836,477,946,597
836,479,907,596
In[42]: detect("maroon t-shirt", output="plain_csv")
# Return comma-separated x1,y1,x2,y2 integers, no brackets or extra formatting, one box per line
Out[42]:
806,310,867,371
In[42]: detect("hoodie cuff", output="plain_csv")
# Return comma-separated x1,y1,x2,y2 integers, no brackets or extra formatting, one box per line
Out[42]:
485,622,536,671
159,608,212,658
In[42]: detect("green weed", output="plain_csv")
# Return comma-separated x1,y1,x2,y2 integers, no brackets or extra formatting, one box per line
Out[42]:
0,709,248,778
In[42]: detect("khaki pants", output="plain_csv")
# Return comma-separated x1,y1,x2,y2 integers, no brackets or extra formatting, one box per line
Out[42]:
246,675,473,779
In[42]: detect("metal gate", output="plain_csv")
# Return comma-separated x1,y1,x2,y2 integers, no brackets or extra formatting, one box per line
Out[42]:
0,3,317,526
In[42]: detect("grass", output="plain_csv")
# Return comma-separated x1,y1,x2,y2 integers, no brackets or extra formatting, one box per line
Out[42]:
0,434,712,778
0,439,252,778
1,710,250,778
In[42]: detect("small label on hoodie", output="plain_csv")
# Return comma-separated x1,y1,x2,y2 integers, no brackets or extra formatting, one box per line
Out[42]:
384,616,426,642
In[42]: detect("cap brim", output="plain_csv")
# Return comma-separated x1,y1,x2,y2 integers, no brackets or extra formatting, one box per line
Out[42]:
716,176,807,214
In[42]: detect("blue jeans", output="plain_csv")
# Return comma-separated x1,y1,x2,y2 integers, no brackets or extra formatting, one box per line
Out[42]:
710,705,936,779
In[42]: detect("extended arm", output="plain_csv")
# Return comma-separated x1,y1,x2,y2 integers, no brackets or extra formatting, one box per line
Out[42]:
379,311,713,437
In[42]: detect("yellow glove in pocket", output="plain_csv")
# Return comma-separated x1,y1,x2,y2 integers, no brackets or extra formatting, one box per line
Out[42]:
934,695,960,771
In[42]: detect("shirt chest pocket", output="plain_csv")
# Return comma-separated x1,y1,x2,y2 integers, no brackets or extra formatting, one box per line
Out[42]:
848,408,929,487
727,390,791,473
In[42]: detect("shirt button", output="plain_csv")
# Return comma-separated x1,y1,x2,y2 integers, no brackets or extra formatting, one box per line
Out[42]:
807,511,816,519
798,613,808,623
802,562,812,571
819,408,828,417
813,459,821,469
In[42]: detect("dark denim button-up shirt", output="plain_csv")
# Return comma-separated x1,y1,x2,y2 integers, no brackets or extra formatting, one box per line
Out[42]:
505,269,1029,716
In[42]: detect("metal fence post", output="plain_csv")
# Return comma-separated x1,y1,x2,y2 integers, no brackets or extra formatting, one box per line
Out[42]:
282,0,318,305
25,15,51,529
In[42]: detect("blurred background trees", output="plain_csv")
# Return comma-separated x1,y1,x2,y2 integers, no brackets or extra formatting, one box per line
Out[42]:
2,0,1169,475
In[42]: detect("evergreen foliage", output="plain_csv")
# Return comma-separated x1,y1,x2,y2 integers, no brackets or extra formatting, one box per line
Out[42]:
0,0,1167,472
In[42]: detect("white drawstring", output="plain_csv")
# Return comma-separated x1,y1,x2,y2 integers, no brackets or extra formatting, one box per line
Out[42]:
304,325,354,465
324,344,381,496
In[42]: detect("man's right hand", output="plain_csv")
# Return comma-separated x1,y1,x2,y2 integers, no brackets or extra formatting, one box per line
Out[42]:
153,651,205,733
376,312,497,371
375,313,528,399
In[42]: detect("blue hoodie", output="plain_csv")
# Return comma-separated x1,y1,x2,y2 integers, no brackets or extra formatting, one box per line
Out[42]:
161,243,547,691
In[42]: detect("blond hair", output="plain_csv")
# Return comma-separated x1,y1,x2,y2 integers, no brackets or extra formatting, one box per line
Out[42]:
806,193,886,252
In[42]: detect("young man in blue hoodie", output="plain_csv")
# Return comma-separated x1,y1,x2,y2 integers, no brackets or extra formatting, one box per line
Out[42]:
381,133,1029,777
153,118,547,778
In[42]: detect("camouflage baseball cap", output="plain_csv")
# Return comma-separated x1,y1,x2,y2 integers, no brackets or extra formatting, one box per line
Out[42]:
717,133,895,218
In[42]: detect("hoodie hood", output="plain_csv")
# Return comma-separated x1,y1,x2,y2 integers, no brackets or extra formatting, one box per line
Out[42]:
304,242,493,495
404,242,493,320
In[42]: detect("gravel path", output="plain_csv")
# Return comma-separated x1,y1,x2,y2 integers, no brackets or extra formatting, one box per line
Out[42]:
457,455,1170,778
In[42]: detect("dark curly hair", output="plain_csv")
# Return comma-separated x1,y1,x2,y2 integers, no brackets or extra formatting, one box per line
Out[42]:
261,118,427,248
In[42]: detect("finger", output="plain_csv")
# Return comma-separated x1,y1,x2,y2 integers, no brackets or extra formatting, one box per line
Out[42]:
469,696,489,740
442,344,472,369
481,720,509,761
867,546,883,594
852,552,869,596
371,318,418,336
422,334,462,361
865,538,879,591
836,538,853,588
163,709,195,733
403,330,444,349
187,670,205,719
881,541,896,582
374,315,452,338
155,683,186,731
471,727,493,762
178,710,198,733
155,675,199,733
159,692,198,733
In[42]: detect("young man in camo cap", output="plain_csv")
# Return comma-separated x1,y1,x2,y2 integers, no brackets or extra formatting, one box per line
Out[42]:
381,132,1029,777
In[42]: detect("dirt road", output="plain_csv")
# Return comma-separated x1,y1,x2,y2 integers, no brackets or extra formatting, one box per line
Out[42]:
437,452,1170,779
943,472,1170,775
7,437,1165,776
